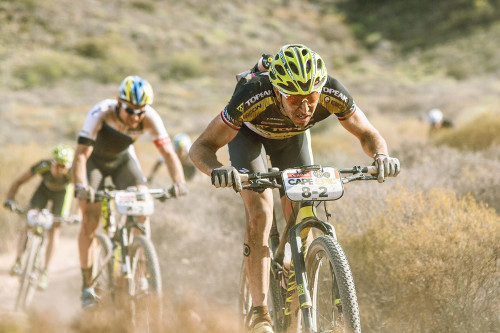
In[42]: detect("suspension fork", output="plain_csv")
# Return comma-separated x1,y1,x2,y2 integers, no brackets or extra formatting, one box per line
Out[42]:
286,202,337,331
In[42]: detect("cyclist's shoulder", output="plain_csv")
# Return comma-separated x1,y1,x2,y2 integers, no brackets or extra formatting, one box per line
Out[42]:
233,73,273,98
319,75,354,108
30,159,51,174
88,99,118,116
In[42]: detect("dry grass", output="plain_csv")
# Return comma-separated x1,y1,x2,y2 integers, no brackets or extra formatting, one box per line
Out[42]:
434,110,500,151
340,188,500,332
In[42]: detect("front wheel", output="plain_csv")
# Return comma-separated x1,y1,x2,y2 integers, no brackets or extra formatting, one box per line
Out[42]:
305,235,361,333
15,235,42,311
128,235,163,331
92,233,113,305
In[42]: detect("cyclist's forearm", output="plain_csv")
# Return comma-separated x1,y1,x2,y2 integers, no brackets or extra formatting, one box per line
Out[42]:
72,144,93,186
360,132,388,158
164,155,185,183
157,144,185,183
6,170,33,200
189,144,224,176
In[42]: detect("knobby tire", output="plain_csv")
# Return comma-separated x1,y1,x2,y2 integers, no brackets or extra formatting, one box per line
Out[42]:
93,232,113,304
15,235,42,311
305,235,361,333
128,234,163,332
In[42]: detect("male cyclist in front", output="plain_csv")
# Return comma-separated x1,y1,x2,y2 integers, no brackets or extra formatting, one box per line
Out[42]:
190,44,400,333
72,75,187,309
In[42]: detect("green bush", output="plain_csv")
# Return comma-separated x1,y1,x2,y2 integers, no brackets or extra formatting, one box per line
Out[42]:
158,52,205,81
12,50,92,88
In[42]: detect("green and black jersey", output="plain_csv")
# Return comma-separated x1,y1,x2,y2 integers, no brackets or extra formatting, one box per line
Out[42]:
30,160,72,192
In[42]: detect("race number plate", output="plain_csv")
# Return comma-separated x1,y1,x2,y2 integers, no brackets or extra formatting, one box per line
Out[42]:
282,167,344,202
115,191,155,216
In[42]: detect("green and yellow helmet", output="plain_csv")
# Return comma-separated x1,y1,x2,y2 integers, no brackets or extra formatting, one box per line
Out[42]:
119,75,154,106
269,44,327,95
52,144,74,167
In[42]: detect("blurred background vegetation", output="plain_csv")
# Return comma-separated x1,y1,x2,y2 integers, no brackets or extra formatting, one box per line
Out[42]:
0,0,499,332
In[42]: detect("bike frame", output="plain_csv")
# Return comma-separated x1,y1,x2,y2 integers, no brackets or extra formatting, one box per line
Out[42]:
93,197,148,289
243,165,377,332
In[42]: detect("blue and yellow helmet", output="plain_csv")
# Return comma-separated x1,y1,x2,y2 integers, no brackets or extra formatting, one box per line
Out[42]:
119,75,154,106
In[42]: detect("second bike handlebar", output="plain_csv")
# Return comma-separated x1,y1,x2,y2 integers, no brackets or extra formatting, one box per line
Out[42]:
93,187,176,202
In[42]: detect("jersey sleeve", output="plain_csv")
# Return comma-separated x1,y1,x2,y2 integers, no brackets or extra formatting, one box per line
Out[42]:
145,106,171,147
77,100,114,145
321,76,357,120
221,77,265,130
30,160,51,175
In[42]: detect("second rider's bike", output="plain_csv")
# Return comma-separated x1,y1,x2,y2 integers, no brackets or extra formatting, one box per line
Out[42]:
89,186,173,332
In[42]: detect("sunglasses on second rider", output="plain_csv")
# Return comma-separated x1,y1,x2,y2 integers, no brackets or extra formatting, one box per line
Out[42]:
121,101,146,116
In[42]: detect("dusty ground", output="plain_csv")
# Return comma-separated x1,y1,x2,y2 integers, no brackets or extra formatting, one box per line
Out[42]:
0,233,81,329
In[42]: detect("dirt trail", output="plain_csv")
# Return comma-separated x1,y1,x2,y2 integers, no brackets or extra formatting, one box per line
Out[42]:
0,234,81,328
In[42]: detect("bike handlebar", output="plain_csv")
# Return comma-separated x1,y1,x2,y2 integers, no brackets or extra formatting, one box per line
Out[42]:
9,206,81,225
94,187,175,202
240,165,379,191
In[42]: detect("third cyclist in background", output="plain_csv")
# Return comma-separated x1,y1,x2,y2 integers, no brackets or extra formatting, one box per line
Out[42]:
147,133,198,183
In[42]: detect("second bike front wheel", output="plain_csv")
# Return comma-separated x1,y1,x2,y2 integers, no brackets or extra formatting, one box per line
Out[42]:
93,232,113,305
305,235,361,333
129,234,163,332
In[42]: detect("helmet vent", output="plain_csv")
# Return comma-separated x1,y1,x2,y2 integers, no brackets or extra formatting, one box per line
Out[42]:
317,58,323,70
289,62,299,75
275,64,286,76
297,79,311,92
277,82,298,93
305,59,312,74
269,71,276,80
284,50,294,58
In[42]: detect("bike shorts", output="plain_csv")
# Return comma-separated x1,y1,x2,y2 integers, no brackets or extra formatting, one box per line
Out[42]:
228,124,314,197
30,183,70,217
87,150,146,191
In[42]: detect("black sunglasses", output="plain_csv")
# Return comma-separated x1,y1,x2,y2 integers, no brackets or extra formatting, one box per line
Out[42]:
122,103,146,116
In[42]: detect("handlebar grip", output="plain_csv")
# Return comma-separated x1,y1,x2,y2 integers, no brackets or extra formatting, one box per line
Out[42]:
240,174,249,182
365,166,378,174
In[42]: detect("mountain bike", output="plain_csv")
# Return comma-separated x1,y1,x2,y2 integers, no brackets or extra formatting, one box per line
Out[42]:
9,207,80,311
89,186,173,332
239,164,379,333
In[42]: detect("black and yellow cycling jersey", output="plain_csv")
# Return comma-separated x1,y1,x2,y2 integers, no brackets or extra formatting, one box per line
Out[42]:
29,160,73,216
221,73,356,139
30,160,72,192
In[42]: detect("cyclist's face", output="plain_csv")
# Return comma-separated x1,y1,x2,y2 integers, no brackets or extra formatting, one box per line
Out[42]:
51,161,70,177
119,100,147,128
276,88,320,128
